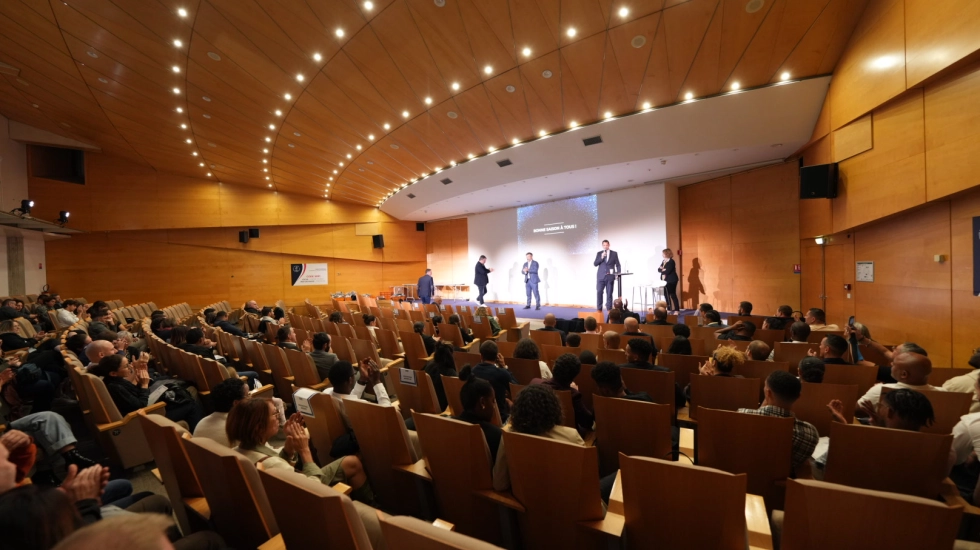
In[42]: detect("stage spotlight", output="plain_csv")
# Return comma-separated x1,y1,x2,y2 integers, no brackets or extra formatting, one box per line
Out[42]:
58,211,70,224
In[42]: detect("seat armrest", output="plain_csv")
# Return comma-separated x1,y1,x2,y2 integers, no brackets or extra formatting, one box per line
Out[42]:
97,401,167,432
474,489,526,512
941,478,980,515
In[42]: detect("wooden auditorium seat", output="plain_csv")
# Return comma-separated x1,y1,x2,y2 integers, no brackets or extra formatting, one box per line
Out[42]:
283,346,330,391
378,514,505,550
504,356,542,385
881,386,971,434
138,413,210,535
793,382,859,437
510,383,576,431
389,368,443,415
619,368,676,412
593,396,673,475
822,363,878,394
687,375,761,421
78,371,166,468
658,354,708,388
529,329,561,348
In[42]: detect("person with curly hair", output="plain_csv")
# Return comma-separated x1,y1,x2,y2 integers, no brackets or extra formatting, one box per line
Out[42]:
492,384,584,491
683,345,746,403
513,338,552,379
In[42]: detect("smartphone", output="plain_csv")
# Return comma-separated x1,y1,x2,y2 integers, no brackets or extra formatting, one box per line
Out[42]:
847,315,855,327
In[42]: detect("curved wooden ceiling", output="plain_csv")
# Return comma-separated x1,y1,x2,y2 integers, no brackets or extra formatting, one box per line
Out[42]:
0,0,866,207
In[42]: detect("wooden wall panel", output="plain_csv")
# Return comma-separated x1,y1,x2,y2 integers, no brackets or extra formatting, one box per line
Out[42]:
730,162,801,316
905,0,980,87
679,175,734,311
852,202,952,367
827,0,906,129
948,188,980,367
450,218,469,284
833,90,926,232
382,222,426,262
924,61,980,201
822,239,857,329
832,114,873,162
423,218,470,287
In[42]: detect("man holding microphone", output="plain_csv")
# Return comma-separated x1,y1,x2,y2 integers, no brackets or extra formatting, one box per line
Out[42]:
594,239,621,312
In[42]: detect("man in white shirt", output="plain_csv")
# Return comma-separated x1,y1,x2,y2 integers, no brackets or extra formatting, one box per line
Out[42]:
943,351,980,412
193,377,247,447
856,350,943,418
805,308,839,331
56,299,82,327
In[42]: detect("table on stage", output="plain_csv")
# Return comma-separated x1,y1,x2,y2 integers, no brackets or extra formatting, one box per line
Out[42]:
436,283,469,301
613,272,632,300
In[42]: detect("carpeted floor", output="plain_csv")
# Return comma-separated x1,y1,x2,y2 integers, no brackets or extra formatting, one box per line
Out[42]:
439,298,697,322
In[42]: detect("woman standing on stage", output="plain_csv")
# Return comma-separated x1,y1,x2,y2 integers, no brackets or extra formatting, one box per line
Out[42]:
658,249,680,314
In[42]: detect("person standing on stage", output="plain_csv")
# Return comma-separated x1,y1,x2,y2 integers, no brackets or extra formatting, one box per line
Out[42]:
417,268,435,305
594,240,621,312
659,249,680,314
522,252,541,310
474,255,494,305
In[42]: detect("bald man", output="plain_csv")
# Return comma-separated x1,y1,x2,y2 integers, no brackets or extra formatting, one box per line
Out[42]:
622,317,645,338
603,331,622,350
537,313,567,346
84,340,117,367
856,350,944,418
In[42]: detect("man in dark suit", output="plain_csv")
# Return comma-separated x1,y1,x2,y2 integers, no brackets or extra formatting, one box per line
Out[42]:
178,327,218,361
474,255,493,305
649,307,673,325
538,313,567,345
214,310,248,338
417,268,435,305
522,252,540,310
471,340,518,421
593,239,621,311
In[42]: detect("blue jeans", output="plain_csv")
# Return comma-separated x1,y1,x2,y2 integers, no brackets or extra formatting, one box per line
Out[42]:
420,295,431,304
10,411,76,456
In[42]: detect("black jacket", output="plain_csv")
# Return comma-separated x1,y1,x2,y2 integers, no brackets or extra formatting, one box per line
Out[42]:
471,362,518,420
0,332,37,352
217,320,247,338
103,376,151,416
474,262,491,285
179,343,217,361
0,306,27,321
659,258,678,283
454,410,502,464
538,326,567,346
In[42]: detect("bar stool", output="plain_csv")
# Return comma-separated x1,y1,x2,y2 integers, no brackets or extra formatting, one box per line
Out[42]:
632,282,666,313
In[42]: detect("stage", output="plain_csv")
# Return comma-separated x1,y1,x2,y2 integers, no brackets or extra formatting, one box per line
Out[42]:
437,298,697,323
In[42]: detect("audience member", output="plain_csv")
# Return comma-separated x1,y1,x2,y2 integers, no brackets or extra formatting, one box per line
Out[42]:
591,361,652,401
474,306,501,335
649,307,671,325
538,313,567,346
716,320,755,341
305,332,337,381
243,300,260,314
193,378,247,447
805,308,839,331
672,323,691,338
471,341,518,421
414,321,437,355
618,338,658,370
424,343,457,412
325,359,391,430
808,334,850,364
583,316,600,334
213,311,247,338
565,333,581,348
739,370,818,478
737,301,753,316
775,305,794,321
697,303,714,325
746,340,771,361
56,300,82,327
684,346,746,402
856,350,943,418
622,317,645,337
178,328,217,361
762,317,785,331
607,308,623,324
798,357,826,383
666,335,693,355
513,338,553,379
453,367,502,463
703,310,722,327
767,321,811,361
0,319,38,351
447,314,474,345
602,331,621,350
949,377,980,502
89,354,203,431
943,349,980,412
579,349,597,365
531,353,593,435
276,325,299,350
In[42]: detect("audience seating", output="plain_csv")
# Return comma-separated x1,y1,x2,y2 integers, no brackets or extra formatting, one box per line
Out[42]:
510,383,576,431
659,354,708,388
593,396,673,475
880,386,970,434
138,414,210,536
823,363,877,394
378,514,505,550
929,367,976,387
284,347,330,391
577,333,603,351
302,391,348,463
733,360,790,399
573,362,598,411
773,342,820,373
619,368,676,412
495,340,516,357
656,336,706,356
793,382,859,437
504,357,543,385
78,370,166,468
824,423,952,499
389,368,442,415
399,331,431,370
452,351,482,370
495,308,529,342
687,375,760,421
440,375,502,425
697,407,794,509
780,479,962,550
597,349,627,364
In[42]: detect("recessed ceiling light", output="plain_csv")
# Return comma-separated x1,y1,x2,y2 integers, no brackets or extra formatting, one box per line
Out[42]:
335,28,344,38
364,1,373,10
467,153,474,159
505,85,515,93
202,96,211,102
424,97,432,105
604,111,613,118
293,132,301,137
618,7,629,17
98,77,108,84
185,138,192,143
451,82,459,90
275,109,282,116
539,130,546,137
567,28,576,37
180,124,187,129
172,87,180,94
265,137,271,142
731,82,741,90
313,53,322,62
383,123,390,130
570,121,578,128
542,70,553,78
346,154,352,159
288,143,295,148
263,148,269,153
484,65,492,74
177,7,188,17
266,177,270,180
262,159,268,163
176,107,183,113
284,93,292,100
402,110,409,118
511,138,519,145
86,51,98,58
684,92,694,100
780,71,790,81
522,47,531,57
268,183,272,187
263,168,268,172
199,162,204,167
207,52,221,61
192,152,198,156
296,74,304,82
268,124,275,130
329,177,334,180
333,170,338,174
173,39,183,47
206,172,212,177
356,144,362,150
368,134,374,140
447,111,458,119
172,65,180,73
339,161,344,166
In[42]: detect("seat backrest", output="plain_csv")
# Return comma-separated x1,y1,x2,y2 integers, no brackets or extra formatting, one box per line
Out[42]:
689,375,760,420
182,437,278,550
469,316,495,340
697,407,794,508
343,399,419,514
379,515,505,550
376,328,401,360
412,413,502,545
495,340,516,358
880,386,971,434
572,363,598,412
542,345,578,367
593,396,672,475
824,423,953,498
638,324,675,339
389,368,442,414
263,344,295,399
619,368,676,412
598,323,626,334
929,367,975,387
243,338,271,373
441,375,502,426
659,354,709,387
501,431,605,549
529,329,561,348
496,308,518,330
503,356,541,385
656,337,707,356
138,414,207,535
509,383,575,429
794,382,858,437
438,323,466,349
398,331,429,370
353,324,372,342
259,468,373,550
283,347,321,388
621,456,748,550
303,391,347,461
577,333,603,351
750,329,786,348
807,330,843,343
733,361,790,399
81,373,123,423
780,479,961,550
349,338,382,367
597,348,627,364
452,351,482,370
822,364,877,394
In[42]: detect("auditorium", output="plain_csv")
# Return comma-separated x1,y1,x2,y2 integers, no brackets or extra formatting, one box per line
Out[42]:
1,0,979,548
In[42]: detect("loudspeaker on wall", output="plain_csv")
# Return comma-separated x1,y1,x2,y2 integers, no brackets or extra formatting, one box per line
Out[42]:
239,230,249,244
372,235,385,249
249,228,260,238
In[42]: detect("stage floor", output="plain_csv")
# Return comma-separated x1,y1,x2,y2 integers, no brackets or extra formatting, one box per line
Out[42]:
438,298,697,322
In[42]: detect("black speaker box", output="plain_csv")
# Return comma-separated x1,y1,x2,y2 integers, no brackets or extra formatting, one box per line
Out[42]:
239,230,249,244
372,235,385,249
800,163,839,199
249,228,260,238
416,222,425,231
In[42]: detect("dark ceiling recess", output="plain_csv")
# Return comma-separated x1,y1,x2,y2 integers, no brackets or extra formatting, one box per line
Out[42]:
496,158,512,167
407,193,416,199
441,178,452,184
583,135,603,146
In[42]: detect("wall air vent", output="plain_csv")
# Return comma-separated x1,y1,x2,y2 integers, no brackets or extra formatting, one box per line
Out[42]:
441,178,452,184
583,135,603,146
407,193,416,199
496,158,512,168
